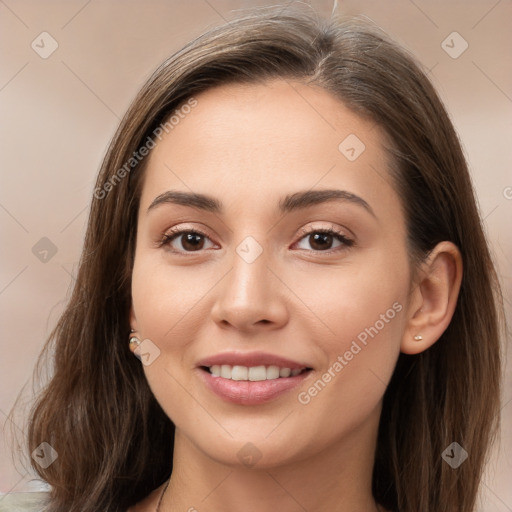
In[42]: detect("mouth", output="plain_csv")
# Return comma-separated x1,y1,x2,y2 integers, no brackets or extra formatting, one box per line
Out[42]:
196,352,313,405
200,364,311,381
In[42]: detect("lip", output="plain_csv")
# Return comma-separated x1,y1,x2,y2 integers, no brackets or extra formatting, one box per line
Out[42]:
196,351,313,405
197,368,311,405
196,351,310,370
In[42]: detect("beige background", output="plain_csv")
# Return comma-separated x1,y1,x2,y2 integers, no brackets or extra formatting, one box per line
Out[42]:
1,0,511,509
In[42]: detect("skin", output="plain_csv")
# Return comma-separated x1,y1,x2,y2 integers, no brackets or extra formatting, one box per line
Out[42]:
128,79,462,512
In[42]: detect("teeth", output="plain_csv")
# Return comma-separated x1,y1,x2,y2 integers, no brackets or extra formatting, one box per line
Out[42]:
248,366,266,381
279,367,291,378
220,364,232,379
266,365,280,379
207,364,306,381
231,365,248,381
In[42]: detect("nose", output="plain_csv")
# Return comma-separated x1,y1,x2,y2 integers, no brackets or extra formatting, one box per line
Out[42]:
210,240,289,332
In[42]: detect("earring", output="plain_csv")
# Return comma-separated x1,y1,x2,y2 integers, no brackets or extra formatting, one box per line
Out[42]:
413,335,423,341
129,336,141,348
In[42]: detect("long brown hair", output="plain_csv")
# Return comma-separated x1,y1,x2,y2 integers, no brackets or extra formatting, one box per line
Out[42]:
10,6,503,512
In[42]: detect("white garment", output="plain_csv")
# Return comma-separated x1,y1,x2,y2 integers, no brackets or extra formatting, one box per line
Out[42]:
0,492,50,512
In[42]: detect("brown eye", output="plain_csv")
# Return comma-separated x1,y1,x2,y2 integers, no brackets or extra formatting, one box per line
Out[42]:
295,228,354,252
161,229,215,253
307,232,334,251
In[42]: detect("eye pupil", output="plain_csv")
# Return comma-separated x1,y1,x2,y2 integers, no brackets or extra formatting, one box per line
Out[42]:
182,233,204,251
310,233,332,250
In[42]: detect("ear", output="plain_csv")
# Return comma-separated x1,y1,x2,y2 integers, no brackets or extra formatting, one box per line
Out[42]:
401,241,463,355
128,305,140,354
129,304,138,333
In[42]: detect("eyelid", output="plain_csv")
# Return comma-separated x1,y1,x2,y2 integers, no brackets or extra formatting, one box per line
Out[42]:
157,224,217,253
295,223,353,242
293,224,354,252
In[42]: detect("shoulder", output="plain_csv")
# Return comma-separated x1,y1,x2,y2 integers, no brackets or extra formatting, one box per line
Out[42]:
126,481,167,512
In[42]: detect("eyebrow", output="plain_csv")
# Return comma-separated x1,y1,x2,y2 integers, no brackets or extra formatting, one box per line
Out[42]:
146,189,375,217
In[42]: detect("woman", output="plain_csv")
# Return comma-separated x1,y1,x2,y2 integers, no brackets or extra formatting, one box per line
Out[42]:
16,5,503,512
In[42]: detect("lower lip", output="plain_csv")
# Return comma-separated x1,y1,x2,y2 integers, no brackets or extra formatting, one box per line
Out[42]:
198,368,311,405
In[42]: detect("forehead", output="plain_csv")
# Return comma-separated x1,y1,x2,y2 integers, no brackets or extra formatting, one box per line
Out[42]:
139,79,402,223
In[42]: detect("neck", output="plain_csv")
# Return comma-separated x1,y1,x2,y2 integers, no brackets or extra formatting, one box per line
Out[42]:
160,405,382,512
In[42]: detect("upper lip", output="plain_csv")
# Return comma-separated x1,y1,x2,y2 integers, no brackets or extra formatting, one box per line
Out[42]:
196,351,311,370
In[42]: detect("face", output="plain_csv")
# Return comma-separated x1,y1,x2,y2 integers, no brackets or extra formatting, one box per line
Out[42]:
130,79,413,468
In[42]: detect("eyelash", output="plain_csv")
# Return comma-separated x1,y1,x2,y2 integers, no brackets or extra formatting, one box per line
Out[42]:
158,224,354,256
296,225,354,252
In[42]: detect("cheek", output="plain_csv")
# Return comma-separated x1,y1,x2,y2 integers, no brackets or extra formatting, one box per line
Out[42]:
290,247,409,351
291,292,404,453
131,257,208,426
292,249,408,408
131,256,210,342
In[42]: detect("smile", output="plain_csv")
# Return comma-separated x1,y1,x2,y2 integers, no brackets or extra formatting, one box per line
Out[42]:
205,364,307,381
